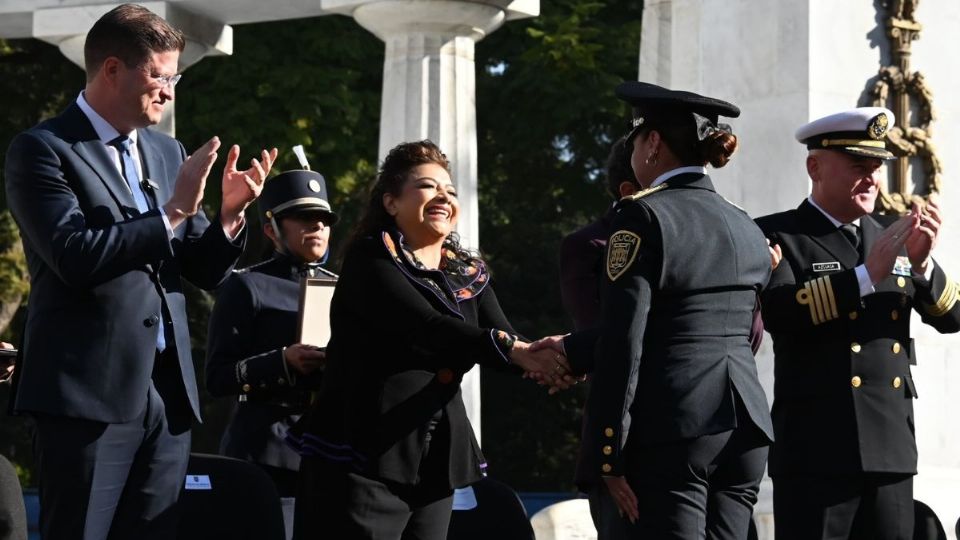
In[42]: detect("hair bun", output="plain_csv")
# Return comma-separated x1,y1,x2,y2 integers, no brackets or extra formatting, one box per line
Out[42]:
699,131,738,168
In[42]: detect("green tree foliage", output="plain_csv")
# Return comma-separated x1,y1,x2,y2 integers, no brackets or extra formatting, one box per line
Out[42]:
0,2,643,491
475,1,642,491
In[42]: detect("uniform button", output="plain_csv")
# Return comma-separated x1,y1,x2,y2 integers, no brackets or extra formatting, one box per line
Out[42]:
602,445,613,456
851,342,861,353
601,464,612,473
848,311,858,320
278,377,286,385
891,310,900,321
892,342,901,354
604,428,615,438
242,384,251,393
897,276,906,288
892,376,903,389
851,376,862,388
437,369,454,385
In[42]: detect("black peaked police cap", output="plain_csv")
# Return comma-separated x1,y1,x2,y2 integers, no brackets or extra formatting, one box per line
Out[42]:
616,81,740,144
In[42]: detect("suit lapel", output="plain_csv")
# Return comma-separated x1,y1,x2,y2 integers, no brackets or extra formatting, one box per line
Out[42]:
63,104,139,217
798,200,859,268
137,130,168,208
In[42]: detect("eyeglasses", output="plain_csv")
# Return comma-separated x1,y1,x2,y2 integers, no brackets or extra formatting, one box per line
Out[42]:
153,73,182,88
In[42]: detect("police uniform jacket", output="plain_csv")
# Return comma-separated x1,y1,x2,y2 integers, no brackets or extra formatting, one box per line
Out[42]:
289,229,519,489
205,253,336,472
757,200,960,477
564,172,774,488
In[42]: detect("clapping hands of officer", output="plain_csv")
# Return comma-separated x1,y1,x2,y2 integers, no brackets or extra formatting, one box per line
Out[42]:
508,339,579,394
283,344,326,375
905,193,942,275
865,213,920,284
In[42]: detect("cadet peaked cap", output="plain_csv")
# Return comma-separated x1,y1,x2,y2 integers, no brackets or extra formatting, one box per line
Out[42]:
615,81,740,142
796,107,896,160
259,170,338,224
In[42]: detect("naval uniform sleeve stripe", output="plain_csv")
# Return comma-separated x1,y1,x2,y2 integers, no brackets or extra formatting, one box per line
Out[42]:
927,278,960,317
821,275,839,320
796,283,821,325
809,278,827,324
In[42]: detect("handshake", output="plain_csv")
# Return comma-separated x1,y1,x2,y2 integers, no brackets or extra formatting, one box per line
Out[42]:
508,335,583,394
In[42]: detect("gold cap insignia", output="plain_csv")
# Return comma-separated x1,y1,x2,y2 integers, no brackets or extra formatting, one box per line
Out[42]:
867,113,889,140
606,230,642,281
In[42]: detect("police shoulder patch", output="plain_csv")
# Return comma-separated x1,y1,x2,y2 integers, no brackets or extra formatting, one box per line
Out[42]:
606,230,642,281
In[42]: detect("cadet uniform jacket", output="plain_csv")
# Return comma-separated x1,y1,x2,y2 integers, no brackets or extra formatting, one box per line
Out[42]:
289,230,519,489
757,200,960,477
565,173,774,488
206,253,335,472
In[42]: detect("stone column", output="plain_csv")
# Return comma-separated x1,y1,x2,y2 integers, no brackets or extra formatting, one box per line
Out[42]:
638,1,960,537
346,0,537,443
29,1,233,136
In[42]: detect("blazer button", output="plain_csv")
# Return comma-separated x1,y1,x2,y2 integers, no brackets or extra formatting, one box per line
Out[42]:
242,384,251,393
892,342,901,354
897,276,906,288
850,342,861,353
851,376,862,388
144,315,160,327
891,310,900,321
602,445,613,456
601,464,612,473
848,311,858,320
604,428,615,438
892,376,902,389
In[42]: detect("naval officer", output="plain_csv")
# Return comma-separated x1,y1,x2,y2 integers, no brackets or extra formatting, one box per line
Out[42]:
756,107,960,539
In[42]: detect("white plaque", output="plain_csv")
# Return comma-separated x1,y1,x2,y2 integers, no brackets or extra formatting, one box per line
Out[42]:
298,278,335,348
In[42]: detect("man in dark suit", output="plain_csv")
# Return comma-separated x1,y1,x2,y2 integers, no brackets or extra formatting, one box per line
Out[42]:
2,5,276,539
559,137,639,331
756,107,960,540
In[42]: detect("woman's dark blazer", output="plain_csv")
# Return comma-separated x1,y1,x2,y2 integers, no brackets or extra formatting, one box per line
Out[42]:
289,230,519,489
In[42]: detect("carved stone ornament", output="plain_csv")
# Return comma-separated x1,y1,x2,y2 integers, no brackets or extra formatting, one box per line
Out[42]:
867,0,942,214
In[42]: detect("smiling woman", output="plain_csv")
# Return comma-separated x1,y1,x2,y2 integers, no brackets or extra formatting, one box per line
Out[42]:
288,140,573,539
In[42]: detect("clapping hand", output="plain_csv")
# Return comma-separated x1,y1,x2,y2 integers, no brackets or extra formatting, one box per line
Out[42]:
905,193,942,275
220,145,279,234
768,238,782,270
865,213,918,284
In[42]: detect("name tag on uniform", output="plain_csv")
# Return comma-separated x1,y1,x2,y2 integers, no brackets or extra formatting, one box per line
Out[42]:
893,256,913,276
812,262,841,272
184,475,212,490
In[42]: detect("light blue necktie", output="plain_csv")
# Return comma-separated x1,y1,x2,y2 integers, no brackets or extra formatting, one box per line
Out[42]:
110,135,165,352
109,135,150,213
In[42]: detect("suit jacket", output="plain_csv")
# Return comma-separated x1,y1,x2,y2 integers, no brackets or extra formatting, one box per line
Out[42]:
564,173,774,488
756,200,960,476
288,230,519,489
206,253,335,472
560,208,615,331
3,102,244,425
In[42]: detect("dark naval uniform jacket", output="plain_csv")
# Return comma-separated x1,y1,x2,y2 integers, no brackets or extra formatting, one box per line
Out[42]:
205,253,336,477
564,172,775,488
560,208,616,330
757,200,960,477
289,229,520,489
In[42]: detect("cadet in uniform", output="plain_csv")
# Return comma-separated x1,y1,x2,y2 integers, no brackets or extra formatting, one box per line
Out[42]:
757,107,960,539
205,169,337,538
559,82,774,539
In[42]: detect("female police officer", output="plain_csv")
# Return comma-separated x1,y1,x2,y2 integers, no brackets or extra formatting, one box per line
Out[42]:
205,169,337,537
553,82,775,539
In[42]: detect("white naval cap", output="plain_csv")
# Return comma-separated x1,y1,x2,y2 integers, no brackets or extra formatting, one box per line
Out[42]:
795,107,896,160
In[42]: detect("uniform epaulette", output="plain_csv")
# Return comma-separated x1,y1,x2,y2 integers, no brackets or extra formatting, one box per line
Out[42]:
621,183,668,202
